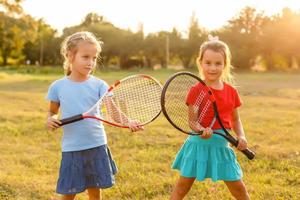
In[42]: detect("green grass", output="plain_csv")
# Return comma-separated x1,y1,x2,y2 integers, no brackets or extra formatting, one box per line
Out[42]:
0,68,299,199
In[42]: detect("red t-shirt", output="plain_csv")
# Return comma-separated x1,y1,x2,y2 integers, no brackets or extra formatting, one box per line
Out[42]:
186,82,242,129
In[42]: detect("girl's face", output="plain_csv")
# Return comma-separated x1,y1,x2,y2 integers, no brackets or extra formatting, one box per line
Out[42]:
200,49,225,83
69,41,98,77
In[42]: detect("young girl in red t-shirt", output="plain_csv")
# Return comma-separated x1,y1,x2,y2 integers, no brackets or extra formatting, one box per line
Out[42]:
170,35,250,200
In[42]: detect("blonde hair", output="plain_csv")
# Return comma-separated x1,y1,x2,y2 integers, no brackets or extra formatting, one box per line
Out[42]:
197,37,234,85
60,31,102,75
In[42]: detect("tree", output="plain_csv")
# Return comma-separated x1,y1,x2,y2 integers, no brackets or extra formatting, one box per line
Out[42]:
62,13,144,69
260,8,300,70
0,0,23,16
223,7,268,69
177,13,207,68
23,19,59,66
144,31,169,68
81,13,104,26
0,13,37,65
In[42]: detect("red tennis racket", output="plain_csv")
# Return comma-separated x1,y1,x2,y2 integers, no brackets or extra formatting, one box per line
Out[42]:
60,74,162,128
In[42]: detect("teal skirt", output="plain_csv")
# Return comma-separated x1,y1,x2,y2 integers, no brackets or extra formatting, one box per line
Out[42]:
172,130,242,182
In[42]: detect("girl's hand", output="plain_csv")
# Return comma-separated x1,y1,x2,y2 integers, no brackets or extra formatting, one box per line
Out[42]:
200,127,213,139
128,120,144,132
46,117,61,131
237,136,248,150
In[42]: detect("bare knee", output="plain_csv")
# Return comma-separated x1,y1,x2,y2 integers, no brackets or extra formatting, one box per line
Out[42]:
60,194,76,200
87,188,101,200
224,180,250,200
170,176,195,200
233,187,249,200
175,184,190,196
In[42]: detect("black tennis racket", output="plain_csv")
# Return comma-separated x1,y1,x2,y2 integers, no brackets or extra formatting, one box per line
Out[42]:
60,74,162,128
161,71,255,160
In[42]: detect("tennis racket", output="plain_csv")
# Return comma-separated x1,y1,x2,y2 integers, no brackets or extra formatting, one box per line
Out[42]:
161,71,255,160
60,74,162,128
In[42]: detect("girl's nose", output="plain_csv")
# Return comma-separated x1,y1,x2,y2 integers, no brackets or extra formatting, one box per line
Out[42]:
88,60,94,66
211,65,217,70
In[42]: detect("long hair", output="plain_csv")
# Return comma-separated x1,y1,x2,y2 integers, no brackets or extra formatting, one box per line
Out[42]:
197,38,234,85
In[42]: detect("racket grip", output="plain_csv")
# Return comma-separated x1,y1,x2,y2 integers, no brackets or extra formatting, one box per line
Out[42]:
60,114,84,126
241,148,255,160
224,134,256,160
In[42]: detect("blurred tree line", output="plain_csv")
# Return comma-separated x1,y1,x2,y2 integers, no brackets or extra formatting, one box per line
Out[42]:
1,0,300,71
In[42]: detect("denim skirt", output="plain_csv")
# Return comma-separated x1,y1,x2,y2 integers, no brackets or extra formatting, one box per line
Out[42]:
56,145,118,194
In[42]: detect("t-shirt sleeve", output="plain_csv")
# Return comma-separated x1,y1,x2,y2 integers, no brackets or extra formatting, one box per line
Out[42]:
99,80,110,98
186,86,199,105
46,81,59,102
233,88,242,108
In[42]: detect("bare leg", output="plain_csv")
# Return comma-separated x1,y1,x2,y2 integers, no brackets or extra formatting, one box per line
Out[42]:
224,180,250,200
60,194,76,200
170,176,196,200
87,188,101,200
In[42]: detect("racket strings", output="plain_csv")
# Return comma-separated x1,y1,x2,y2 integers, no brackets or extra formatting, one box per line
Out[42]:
101,76,162,126
164,76,198,133
163,74,213,133
194,91,212,125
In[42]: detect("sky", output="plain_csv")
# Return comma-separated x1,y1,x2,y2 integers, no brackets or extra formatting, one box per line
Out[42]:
22,0,300,35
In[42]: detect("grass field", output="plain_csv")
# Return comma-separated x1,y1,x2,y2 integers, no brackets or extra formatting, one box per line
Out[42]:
0,68,299,200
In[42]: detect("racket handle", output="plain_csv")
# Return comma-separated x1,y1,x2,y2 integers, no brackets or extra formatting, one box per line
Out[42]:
60,114,84,126
223,133,256,160
241,148,256,160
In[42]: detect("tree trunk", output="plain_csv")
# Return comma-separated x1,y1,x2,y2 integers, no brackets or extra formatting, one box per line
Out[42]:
145,57,152,69
179,56,191,69
2,52,8,66
119,55,128,69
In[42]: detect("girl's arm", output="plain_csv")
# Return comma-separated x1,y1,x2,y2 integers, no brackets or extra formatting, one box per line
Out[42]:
232,108,248,150
46,101,61,131
104,97,143,132
188,105,202,132
188,105,212,138
104,97,130,125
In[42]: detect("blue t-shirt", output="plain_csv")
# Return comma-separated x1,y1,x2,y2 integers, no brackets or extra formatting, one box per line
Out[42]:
46,75,109,152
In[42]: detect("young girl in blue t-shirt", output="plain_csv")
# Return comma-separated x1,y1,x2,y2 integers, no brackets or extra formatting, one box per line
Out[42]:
46,31,143,200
